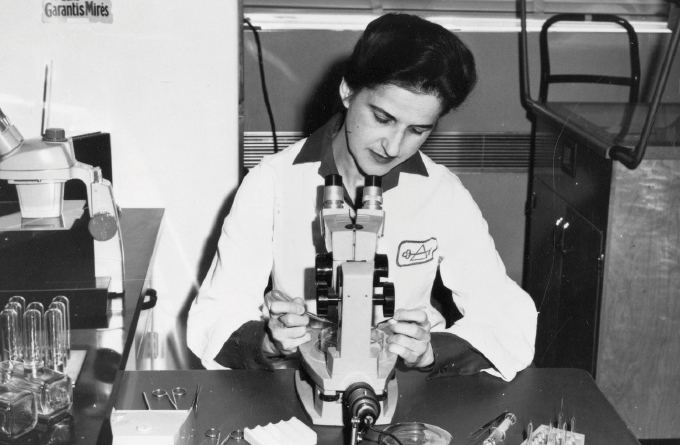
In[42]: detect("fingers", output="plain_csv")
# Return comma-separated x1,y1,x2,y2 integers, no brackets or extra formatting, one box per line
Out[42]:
269,324,311,355
387,339,434,367
267,297,310,356
393,307,429,325
269,300,305,318
386,308,433,367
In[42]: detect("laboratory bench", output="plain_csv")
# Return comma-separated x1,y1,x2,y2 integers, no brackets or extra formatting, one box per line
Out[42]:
114,367,641,445
13,208,165,445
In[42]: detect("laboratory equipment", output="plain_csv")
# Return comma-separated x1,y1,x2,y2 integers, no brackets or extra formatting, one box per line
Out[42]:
469,411,509,441
482,412,516,445
0,309,18,362
0,107,124,329
44,308,66,372
0,383,37,440
3,296,73,374
520,424,584,445
265,290,334,325
2,305,23,362
6,308,73,418
191,384,200,417
205,427,221,443
294,175,398,440
243,417,316,445
152,388,179,410
172,387,187,400
377,422,452,445
51,296,70,358
110,406,196,445
25,302,44,316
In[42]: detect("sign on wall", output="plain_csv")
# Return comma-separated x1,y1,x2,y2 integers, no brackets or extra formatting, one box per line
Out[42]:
43,0,113,24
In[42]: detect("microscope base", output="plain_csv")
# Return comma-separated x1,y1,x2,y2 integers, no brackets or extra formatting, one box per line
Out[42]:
294,370,398,426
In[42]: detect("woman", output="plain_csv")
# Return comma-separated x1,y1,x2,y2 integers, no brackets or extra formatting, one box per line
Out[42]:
188,13,536,381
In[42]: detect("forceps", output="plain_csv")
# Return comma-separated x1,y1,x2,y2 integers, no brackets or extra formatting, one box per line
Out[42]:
151,387,186,409
265,290,335,325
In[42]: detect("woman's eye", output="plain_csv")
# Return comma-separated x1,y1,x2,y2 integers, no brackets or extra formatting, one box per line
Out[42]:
374,114,390,124
409,127,425,136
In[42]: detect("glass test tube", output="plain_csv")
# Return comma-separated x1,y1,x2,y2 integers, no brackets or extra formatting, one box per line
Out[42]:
49,300,68,365
0,309,22,363
7,297,25,313
22,310,44,375
52,295,71,364
0,307,40,438
25,302,43,317
4,303,23,361
5,308,73,418
44,309,65,373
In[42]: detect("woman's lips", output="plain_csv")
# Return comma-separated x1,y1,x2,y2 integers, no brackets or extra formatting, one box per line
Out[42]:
369,150,394,165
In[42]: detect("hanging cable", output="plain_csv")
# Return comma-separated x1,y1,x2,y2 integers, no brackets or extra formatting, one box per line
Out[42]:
244,18,279,153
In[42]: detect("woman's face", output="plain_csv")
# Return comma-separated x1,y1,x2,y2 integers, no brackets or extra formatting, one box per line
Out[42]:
339,80,443,177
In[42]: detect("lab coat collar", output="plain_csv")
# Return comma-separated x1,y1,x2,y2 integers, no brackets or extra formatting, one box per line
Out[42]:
292,113,428,193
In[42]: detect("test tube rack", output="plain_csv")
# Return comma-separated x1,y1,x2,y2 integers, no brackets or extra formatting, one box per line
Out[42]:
521,424,585,445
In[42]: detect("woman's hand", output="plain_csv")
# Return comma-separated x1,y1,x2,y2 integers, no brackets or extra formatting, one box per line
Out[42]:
384,308,434,368
262,292,311,357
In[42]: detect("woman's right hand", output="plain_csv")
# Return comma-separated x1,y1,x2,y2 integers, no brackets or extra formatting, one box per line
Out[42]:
262,291,311,357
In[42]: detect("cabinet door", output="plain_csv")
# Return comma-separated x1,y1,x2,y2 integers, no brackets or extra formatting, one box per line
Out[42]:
526,179,566,369
526,179,603,374
558,205,604,373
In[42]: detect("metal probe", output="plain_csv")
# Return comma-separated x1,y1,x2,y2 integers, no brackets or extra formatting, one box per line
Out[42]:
265,290,335,325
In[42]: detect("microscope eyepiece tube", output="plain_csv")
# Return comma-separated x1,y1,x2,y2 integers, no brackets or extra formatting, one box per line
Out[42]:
0,108,24,157
364,175,381,188
323,174,344,209
325,174,342,186
362,176,383,210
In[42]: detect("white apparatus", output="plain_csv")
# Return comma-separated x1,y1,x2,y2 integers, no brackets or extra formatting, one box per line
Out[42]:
295,174,398,443
0,108,124,293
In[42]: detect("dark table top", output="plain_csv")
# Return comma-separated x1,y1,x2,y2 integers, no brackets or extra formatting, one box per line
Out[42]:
115,367,640,445
68,208,163,444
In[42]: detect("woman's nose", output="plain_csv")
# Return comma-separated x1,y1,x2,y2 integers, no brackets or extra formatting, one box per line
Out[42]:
381,130,402,157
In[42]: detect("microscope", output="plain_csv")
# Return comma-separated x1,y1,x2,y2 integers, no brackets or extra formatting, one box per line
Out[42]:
295,174,398,444
0,107,124,294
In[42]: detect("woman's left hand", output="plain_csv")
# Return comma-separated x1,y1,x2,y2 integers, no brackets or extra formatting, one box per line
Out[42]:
384,308,434,368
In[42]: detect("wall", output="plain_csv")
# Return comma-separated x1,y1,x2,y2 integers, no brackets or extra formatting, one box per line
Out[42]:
0,0,241,360
242,25,679,285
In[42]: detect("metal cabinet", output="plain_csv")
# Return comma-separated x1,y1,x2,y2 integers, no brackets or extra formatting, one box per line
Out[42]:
526,178,604,373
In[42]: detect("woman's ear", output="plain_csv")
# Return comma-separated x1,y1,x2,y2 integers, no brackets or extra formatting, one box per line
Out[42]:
339,78,352,109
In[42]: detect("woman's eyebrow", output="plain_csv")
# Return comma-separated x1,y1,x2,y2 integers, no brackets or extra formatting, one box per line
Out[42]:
369,104,435,130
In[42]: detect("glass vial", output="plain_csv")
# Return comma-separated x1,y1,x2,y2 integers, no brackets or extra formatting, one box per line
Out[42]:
0,308,22,363
0,386,37,440
51,296,70,360
44,309,65,373
7,309,72,418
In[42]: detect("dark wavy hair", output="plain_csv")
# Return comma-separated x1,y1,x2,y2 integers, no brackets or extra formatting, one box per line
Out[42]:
344,13,477,115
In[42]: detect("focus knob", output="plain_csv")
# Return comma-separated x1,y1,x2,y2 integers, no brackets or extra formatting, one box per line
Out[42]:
315,253,333,288
373,254,388,286
316,282,329,317
382,282,395,318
